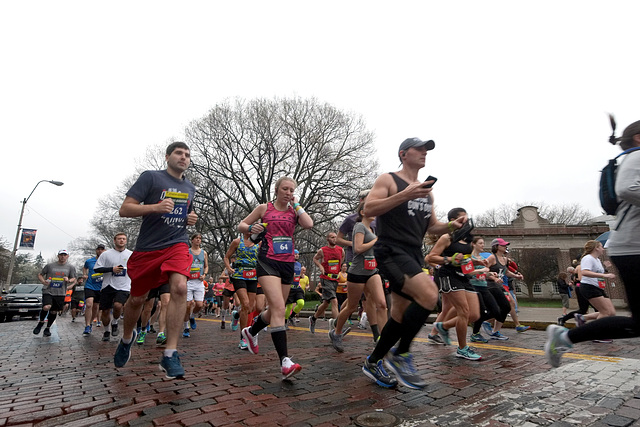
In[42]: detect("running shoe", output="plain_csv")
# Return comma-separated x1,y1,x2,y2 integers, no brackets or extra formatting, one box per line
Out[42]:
189,317,197,330
434,322,451,345
111,323,119,337
574,313,586,327
102,331,111,341
328,318,336,331
72,317,76,322
481,321,493,335
490,331,509,340
545,324,571,367
83,325,92,336
427,334,445,345
183,328,190,338
308,316,316,334
456,346,482,361
342,326,352,337
159,351,185,379
148,325,157,334
287,317,295,327
114,330,137,368
362,356,398,388
384,351,426,389
136,331,146,345
516,325,530,332
295,317,301,323
238,339,248,350
329,329,344,353
156,332,167,345
221,321,226,330
43,328,51,337
231,313,239,331
281,357,302,380
470,333,489,343
557,316,565,326
33,322,44,335
241,327,259,355
96,321,102,327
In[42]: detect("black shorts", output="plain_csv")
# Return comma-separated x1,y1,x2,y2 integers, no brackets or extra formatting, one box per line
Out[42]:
437,273,476,293
374,243,424,300
99,286,130,310
347,272,376,284
71,299,84,310
42,294,66,311
580,284,607,300
222,288,235,298
286,287,305,304
232,278,258,293
256,255,294,285
147,283,170,300
256,286,264,295
84,288,101,302
336,292,347,307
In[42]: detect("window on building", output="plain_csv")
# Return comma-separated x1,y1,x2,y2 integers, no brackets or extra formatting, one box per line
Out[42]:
515,283,522,293
552,282,559,294
533,283,542,294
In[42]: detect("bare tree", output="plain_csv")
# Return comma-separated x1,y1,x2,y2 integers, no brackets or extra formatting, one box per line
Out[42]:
475,202,593,227
185,96,379,261
511,248,559,298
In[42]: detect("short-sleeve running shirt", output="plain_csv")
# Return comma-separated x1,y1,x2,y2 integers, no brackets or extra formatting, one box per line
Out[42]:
40,263,77,296
580,254,604,287
349,222,378,276
126,170,195,252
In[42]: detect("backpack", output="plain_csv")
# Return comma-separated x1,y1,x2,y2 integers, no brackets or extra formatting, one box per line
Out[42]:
599,146,640,215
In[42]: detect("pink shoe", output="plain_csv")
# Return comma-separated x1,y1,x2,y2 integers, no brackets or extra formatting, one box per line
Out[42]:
281,357,302,380
241,327,259,354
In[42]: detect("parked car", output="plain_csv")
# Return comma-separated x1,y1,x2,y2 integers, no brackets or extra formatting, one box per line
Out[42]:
0,283,43,322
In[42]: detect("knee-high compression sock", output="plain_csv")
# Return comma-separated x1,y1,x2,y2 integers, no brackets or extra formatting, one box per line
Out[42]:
370,324,380,342
395,302,431,354
249,313,268,336
39,310,48,322
270,327,288,362
369,318,403,363
46,312,58,328
285,303,293,320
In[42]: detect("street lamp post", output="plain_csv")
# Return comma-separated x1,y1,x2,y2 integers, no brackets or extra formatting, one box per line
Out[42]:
4,180,64,292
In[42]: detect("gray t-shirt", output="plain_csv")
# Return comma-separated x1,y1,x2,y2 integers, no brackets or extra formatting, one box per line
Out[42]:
41,262,77,296
126,170,195,252
608,150,640,256
348,222,378,276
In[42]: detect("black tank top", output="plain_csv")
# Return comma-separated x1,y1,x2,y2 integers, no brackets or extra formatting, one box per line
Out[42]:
440,240,472,277
377,173,433,247
490,254,507,281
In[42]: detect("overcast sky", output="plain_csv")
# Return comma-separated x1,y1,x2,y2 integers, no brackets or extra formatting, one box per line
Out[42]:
1,1,638,264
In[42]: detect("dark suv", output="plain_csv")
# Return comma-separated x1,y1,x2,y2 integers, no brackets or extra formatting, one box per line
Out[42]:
0,283,43,322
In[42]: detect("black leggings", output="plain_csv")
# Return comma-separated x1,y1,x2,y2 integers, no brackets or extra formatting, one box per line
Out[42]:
568,255,640,343
558,285,596,324
472,285,510,334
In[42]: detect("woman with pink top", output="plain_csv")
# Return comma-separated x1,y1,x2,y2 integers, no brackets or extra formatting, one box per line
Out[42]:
238,177,313,380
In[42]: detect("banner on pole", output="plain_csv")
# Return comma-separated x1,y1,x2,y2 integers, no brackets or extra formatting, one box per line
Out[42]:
19,229,37,249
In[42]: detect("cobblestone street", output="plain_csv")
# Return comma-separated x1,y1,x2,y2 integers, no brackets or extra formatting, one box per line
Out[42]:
1,314,640,427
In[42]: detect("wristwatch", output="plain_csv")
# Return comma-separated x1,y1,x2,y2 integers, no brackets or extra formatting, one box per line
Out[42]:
443,256,450,265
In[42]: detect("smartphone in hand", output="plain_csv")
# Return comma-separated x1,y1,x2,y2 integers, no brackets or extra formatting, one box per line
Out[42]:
423,175,438,188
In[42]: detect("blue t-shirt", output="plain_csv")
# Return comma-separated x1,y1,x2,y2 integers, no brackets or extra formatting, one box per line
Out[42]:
126,170,196,252
84,257,102,291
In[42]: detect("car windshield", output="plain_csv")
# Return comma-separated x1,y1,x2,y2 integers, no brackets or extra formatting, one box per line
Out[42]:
10,284,42,294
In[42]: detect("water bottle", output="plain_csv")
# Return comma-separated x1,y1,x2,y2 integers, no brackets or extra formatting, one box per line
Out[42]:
250,223,268,243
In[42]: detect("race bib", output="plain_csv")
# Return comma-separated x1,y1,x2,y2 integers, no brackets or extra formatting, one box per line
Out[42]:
163,191,189,224
242,269,257,279
272,236,293,255
92,273,103,283
114,268,127,277
190,267,201,280
75,285,84,292
50,277,64,288
598,279,606,289
327,259,340,273
476,273,487,281
461,258,474,274
364,256,377,270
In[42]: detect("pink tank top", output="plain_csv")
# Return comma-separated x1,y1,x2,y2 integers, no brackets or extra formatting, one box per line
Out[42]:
260,202,297,262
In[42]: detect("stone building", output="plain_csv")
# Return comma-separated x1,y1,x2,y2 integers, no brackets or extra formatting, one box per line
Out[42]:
474,206,625,306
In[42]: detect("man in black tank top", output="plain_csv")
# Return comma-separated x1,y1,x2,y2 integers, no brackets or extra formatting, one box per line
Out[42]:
360,137,465,390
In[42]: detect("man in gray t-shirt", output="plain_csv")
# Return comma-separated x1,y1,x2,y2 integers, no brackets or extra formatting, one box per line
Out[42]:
33,249,77,337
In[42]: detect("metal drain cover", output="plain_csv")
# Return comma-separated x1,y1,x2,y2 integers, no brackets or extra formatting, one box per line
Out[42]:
354,411,399,427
